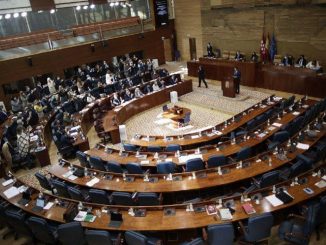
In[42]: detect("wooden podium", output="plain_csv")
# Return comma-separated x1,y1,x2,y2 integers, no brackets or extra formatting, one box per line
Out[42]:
221,77,236,98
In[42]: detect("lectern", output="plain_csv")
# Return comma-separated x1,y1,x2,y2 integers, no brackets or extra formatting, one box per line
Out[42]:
221,77,236,98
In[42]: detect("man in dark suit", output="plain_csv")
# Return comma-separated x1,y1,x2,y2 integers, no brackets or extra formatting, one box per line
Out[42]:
198,66,208,88
235,51,244,61
250,52,259,62
296,55,307,67
233,67,241,94
282,54,293,66
207,43,214,57
0,106,8,124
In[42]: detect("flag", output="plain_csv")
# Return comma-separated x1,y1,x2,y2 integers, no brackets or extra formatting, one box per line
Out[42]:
269,33,277,62
260,33,267,63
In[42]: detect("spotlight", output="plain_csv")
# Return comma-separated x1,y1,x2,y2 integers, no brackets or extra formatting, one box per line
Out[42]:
50,9,55,14
110,3,114,7
13,13,19,18
115,2,119,6
21,12,27,17
83,5,88,10
37,10,43,13
5,14,11,19
122,3,126,8
76,6,81,11
90,4,95,9
0,15,2,20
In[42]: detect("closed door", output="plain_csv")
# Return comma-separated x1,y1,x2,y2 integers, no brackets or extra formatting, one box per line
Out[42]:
189,38,197,60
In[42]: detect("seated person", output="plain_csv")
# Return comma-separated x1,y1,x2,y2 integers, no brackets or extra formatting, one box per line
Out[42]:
111,92,122,107
306,60,322,72
124,89,134,101
63,112,72,126
296,55,307,67
143,84,152,94
234,51,244,61
0,106,8,124
167,75,178,86
250,52,259,62
134,87,144,98
282,54,293,66
152,81,160,92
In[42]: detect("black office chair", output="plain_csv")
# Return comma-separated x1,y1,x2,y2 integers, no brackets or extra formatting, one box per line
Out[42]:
51,179,70,198
58,222,87,245
137,192,161,206
67,186,90,202
76,151,89,167
35,172,54,194
85,229,118,245
5,209,34,240
89,189,111,205
89,156,107,171
27,216,58,245
126,163,144,174
207,223,235,245
124,230,161,245
111,192,135,206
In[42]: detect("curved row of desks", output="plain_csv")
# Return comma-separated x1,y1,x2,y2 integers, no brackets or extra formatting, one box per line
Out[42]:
48,127,325,193
84,99,316,169
1,166,325,231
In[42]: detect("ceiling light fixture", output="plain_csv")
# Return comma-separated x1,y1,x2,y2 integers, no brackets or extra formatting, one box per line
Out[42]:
90,4,95,9
76,6,81,11
83,5,88,10
5,14,11,19
21,12,27,17
50,9,55,14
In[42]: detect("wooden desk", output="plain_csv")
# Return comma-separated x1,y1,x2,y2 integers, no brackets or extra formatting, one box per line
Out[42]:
1,166,325,231
162,107,191,122
102,79,193,144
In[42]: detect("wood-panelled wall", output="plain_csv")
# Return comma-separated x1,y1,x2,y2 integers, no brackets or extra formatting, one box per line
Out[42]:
0,24,174,106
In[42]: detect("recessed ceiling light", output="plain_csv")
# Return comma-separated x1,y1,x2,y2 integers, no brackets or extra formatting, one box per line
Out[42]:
110,3,114,7
83,5,88,10
13,13,19,18
21,12,27,17
0,15,2,20
115,2,119,6
5,14,11,19
50,9,55,14
90,4,95,9
76,6,81,11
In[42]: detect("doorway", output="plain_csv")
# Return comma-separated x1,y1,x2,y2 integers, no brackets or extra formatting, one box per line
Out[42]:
189,38,197,60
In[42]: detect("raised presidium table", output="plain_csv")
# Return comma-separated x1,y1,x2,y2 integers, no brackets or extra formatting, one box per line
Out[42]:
162,105,191,123
1,164,325,231
187,57,326,98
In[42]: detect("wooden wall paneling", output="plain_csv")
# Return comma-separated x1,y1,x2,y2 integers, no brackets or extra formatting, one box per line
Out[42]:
30,0,55,11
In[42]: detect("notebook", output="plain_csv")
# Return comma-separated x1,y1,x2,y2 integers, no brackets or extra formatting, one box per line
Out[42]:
219,208,233,221
206,205,217,215
242,203,256,215
276,191,294,204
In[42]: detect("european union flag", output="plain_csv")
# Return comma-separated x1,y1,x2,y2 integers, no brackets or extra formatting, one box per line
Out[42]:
269,33,277,61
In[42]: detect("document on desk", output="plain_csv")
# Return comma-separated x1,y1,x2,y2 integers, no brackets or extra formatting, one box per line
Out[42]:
62,171,73,178
292,111,300,116
68,175,78,181
4,186,20,199
44,202,54,210
272,123,282,127
2,179,14,187
296,143,309,150
265,194,283,207
140,160,150,165
86,177,100,187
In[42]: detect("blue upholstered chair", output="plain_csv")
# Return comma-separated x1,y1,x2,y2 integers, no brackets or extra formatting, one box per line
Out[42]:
51,179,70,198
147,145,162,152
35,172,54,193
5,209,33,239
207,223,234,245
58,222,87,245
165,144,181,152
268,131,290,150
89,189,111,205
181,238,205,245
89,156,106,171
236,147,252,161
76,151,89,167
185,158,204,172
27,216,58,244
111,192,135,206
316,195,326,240
207,154,227,168
67,186,89,202
124,230,161,245
85,229,115,245
126,163,144,174
137,192,161,206
123,143,139,152
279,203,320,245
240,212,274,243
255,170,281,188
106,161,124,173
157,162,176,174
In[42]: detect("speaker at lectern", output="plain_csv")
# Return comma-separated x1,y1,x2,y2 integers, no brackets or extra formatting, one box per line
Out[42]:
119,125,127,142
170,91,178,104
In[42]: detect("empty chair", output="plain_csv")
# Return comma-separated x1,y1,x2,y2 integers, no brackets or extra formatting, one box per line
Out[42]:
147,145,162,152
51,179,70,198
181,238,205,245
27,216,58,244
76,151,89,167
246,119,257,132
288,160,312,179
156,162,176,174
58,222,87,245
89,156,106,171
126,163,144,174
106,161,124,173
207,154,227,168
316,195,326,240
123,143,139,152
207,223,234,245
125,230,161,245
89,189,111,205
5,209,33,239
180,112,191,125
85,230,115,245
268,131,290,150
185,158,204,172
279,203,320,245
67,186,89,202
111,192,134,206
255,170,281,188
239,212,274,243
165,144,181,152
35,172,54,193
236,147,252,161
137,193,161,206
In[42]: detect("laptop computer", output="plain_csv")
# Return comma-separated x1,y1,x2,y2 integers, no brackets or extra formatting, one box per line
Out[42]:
18,191,31,206
108,212,123,228
32,198,45,212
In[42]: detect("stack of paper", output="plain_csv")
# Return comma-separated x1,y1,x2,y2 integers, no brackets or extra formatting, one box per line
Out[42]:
4,186,20,199
296,143,310,150
86,177,100,187
219,208,233,221
265,194,283,207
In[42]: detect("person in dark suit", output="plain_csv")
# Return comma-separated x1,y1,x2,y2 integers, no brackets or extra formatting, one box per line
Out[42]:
282,54,293,66
207,43,214,57
0,106,8,124
198,66,208,88
296,55,307,67
250,52,259,62
233,67,241,94
235,51,244,61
